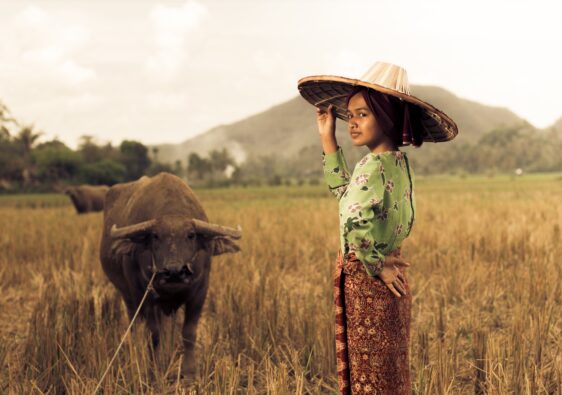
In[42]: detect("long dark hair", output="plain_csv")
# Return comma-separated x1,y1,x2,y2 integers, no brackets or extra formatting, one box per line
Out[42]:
346,86,423,147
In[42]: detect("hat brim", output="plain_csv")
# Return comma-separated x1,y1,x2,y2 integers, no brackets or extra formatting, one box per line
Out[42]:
298,75,458,143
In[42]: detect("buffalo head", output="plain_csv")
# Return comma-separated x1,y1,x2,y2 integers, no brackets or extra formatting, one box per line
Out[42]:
110,216,241,293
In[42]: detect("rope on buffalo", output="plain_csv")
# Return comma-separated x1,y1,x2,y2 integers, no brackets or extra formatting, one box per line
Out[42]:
92,261,157,394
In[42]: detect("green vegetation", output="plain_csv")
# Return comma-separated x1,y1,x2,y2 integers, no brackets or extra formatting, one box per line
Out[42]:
0,110,169,191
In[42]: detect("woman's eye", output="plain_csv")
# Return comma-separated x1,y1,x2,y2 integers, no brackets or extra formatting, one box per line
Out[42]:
187,232,196,240
359,112,367,117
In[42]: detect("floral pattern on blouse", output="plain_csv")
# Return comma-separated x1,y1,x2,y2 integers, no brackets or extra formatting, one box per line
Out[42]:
323,147,416,277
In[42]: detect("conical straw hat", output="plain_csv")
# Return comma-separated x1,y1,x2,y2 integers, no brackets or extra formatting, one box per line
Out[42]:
298,61,458,143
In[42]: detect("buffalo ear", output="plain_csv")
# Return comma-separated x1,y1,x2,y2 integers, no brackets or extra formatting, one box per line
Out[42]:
128,233,152,245
111,239,136,257
207,236,240,256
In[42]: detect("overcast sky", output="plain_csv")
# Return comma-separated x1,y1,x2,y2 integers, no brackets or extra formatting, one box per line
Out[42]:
1,0,561,147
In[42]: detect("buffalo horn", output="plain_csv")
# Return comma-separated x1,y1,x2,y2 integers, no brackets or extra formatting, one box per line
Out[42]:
110,219,157,239
192,219,242,239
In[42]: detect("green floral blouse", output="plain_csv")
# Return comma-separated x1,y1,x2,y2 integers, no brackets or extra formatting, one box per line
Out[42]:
323,148,416,277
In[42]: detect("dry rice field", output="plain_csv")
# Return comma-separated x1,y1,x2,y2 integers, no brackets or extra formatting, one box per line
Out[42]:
0,175,561,394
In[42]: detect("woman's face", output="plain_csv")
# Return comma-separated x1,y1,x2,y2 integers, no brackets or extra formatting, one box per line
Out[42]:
346,92,385,150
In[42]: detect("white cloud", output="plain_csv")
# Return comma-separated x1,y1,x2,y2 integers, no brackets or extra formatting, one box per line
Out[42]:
15,5,48,26
252,50,284,76
322,50,375,79
60,61,97,85
146,1,207,81
68,93,104,111
22,46,63,63
12,5,95,86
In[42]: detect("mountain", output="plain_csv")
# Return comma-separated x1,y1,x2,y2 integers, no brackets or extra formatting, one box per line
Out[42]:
411,86,532,140
156,95,318,164
156,85,529,166
551,116,562,136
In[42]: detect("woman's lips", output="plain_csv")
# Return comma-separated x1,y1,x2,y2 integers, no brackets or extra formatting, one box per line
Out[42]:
350,132,361,138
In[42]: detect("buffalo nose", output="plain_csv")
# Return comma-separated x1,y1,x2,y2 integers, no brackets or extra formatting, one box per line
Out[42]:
159,264,192,277
177,264,193,276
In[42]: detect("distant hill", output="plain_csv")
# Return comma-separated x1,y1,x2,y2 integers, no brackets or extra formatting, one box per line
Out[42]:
410,86,532,140
156,85,529,166
552,116,562,136
156,95,318,164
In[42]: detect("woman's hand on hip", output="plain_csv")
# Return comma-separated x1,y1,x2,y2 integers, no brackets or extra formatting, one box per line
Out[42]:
384,254,410,270
316,105,338,153
378,265,408,298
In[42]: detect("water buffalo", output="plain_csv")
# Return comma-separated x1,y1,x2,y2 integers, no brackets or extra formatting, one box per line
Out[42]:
99,172,241,379
64,184,109,214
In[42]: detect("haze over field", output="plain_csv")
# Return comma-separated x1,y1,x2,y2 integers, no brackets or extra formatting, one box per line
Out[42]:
155,85,530,164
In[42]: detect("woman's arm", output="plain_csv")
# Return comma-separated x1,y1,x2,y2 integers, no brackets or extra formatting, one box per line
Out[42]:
342,158,387,276
344,174,386,277
344,158,409,296
316,104,338,154
323,148,351,200
318,105,351,200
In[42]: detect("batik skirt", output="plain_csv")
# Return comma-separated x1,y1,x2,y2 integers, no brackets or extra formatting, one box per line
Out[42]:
334,251,412,395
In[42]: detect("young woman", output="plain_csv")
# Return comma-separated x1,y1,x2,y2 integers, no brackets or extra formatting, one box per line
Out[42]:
298,62,458,394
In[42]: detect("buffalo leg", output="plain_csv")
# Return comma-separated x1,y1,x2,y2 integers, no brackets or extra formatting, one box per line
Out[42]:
146,305,161,350
181,310,201,379
122,295,137,321
121,255,146,321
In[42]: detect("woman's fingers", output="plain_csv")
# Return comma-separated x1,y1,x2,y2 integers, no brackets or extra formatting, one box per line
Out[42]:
395,269,408,294
387,256,410,268
396,259,410,268
317,105,334,116
393,279,407,295
379,264,407,298
385,282,402,298
383,268,407,297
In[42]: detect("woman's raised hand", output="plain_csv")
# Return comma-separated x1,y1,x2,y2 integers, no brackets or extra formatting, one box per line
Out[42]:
316,105,338,153
316,104,336,137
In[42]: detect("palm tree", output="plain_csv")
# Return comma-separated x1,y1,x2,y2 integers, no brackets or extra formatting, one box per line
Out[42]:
0,101,18,139
17,126,42,154
15,125,42,188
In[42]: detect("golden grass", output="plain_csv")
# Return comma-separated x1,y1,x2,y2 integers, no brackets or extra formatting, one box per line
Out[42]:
0,178,561,394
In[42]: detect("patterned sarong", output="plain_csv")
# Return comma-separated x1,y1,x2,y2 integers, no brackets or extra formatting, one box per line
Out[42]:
334,251,412,394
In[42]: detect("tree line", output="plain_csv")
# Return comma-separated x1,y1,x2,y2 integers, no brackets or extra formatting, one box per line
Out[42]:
0,101,259,191
0,131,154,191
2,99,561,192
0,100,301,191
406,125,562,175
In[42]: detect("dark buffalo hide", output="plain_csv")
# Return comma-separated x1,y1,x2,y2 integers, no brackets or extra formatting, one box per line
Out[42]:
99,172,241,380
64,185,109,214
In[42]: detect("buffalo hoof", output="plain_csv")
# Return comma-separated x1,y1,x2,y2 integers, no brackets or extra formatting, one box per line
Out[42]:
183,368,197,386
167,374,197,391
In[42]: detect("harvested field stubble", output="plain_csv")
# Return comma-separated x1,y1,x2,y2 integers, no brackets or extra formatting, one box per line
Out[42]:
0,178,561,394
